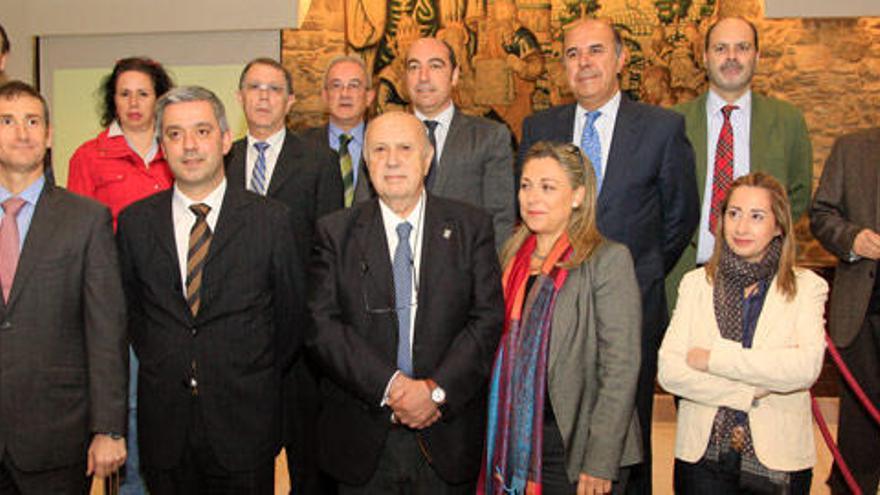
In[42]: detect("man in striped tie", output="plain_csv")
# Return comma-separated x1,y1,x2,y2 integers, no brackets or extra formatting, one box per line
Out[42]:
118,86,304,495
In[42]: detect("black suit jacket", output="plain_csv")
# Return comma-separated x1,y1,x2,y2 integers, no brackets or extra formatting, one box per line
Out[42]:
519,96,699,345
0,184,127,472
308,195,504,484
301,124,374,205
117,186,304,471
225,129,343,265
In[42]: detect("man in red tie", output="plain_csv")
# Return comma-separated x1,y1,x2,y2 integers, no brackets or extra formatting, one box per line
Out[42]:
0,81,127,494
667,16,813,310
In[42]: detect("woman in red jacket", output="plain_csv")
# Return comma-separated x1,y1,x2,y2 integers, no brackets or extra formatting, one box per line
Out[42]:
68,57,174,227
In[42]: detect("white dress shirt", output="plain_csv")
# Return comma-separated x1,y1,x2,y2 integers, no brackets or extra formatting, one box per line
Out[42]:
415,104,455,163
244,128,286,193
172,179,227,288
571,91,621,183
696,90,752,263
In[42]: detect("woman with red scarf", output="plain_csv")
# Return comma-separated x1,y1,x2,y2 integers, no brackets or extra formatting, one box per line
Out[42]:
659,173,828,494
480,142,643,495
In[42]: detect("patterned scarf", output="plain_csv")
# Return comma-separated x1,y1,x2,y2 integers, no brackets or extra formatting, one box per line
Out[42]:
479,234,573,495
705,237,790,492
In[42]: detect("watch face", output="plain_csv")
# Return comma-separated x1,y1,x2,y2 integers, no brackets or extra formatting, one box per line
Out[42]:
432,387,446,404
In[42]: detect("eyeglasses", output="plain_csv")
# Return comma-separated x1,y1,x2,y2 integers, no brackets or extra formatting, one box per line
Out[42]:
326,80,366,93
243,82,287,95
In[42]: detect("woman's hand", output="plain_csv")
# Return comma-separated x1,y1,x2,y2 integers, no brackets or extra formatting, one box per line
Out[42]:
686,347,711,371
578,473,612,495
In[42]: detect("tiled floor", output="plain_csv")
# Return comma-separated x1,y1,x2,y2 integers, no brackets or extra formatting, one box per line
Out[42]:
92,395,844,495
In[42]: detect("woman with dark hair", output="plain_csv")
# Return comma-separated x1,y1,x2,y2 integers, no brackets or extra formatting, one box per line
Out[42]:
68,57,173,495
68,56,174,226
659,172,828,494
480,141,642,495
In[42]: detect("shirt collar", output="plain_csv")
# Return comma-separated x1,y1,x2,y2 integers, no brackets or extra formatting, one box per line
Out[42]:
329,121,366,145
575,90,621,123
378,189,425,226
0,175,46,206
246,127,287,150
173,178,227,214
707,88,752,117
414,103,455,129
108,120,125,137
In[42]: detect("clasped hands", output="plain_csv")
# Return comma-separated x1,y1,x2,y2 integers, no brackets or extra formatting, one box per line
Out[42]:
387,374,441,430
87,433,126,478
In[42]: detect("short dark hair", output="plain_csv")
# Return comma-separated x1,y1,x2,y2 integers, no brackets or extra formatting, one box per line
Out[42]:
0,22,9,55
0,80,50,123
439,39,458,71
99,57,174,128
155,86,229,139
238,58,294,95
704,16,759,52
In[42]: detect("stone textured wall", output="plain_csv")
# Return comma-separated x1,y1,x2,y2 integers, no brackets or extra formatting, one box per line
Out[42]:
281,0,880,265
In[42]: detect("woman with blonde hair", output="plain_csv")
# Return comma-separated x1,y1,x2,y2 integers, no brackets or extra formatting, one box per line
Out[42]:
659,172,828,494
480,141,642,495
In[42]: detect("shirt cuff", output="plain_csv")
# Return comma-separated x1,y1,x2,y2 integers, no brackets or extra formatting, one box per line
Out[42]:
379,370,401,407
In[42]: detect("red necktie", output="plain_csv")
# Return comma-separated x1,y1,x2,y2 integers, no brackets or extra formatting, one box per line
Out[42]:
709,105,738,234
0,197,26,303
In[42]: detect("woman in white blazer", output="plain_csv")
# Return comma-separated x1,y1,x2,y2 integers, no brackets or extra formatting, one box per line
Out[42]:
659,172,828,494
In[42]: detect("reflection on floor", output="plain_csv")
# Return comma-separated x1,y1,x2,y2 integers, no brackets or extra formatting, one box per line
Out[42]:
91,395,844,495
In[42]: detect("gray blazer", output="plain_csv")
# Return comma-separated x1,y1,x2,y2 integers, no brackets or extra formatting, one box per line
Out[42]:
547,240,643,481
810,127,880,347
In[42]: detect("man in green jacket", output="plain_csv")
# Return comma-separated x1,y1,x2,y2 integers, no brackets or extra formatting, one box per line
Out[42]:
666,16,812,309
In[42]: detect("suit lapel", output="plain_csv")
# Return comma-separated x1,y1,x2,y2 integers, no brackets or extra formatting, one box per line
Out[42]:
225,139,248,189
266,131,298,197
602,97,642,207
204,186,248,268
5,185,62,309
557,104,577,143
433,110,464,193
690,94,709,202
547,265,580,376
146,192,190,319
354,201,395,313
750,94,776,176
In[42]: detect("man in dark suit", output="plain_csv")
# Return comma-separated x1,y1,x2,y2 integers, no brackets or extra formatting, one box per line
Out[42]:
118,86,304,494
811,128,880,494
301,55,376,207
309,111,504,493
518,19,699,494
225,58,343,495
360,37,515,249
0,81,127,493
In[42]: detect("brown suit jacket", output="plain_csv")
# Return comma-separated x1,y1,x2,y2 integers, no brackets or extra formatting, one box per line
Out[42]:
0,182,128,471
810,127,880,347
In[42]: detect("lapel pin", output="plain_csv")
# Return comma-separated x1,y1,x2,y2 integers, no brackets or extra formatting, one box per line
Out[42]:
442,228,452,239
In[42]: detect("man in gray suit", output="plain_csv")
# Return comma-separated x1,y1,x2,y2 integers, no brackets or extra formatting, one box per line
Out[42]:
397,37,515,248
811,127,880,494
0,81,128,493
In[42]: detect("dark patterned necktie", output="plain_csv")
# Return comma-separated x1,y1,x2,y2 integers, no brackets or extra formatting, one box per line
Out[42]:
424,120,439,190
709,105,738,234
339,133,354,207
186,203,212,316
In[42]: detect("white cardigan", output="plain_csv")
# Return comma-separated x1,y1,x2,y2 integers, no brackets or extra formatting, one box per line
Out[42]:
658,267,828,471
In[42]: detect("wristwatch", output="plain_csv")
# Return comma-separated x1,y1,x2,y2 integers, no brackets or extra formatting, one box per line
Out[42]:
426,379,446,405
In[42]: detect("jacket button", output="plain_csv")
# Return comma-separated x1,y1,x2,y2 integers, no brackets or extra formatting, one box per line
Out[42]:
191,327,198,336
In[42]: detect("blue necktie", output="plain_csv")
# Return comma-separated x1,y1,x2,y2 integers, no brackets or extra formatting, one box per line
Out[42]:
250,141,269,195
580,111,603,191
393,221,414,375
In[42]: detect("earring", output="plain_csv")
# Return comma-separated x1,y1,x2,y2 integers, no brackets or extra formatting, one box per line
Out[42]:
572,202,579,208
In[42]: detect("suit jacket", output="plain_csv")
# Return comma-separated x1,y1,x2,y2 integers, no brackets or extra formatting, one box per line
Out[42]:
666,92,813,309
547,241,642,481
355,109,516,249
225,129,343,266
519,96,699,347
811,127,880,347
308,195,504,485
658,268,828,471
301,124,373,205
117,186,304,471
0,183,127,471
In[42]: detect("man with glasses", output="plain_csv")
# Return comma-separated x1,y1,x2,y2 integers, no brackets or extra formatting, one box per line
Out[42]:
302,55,376,208
308,111,503,494
224,58,343,493
666,16,813,310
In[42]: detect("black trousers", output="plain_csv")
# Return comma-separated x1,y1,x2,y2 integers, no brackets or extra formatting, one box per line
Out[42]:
829,312,880,494
542,416,630,495
0,453,88,495
142,400,275,495
285,357,336,495
625,331,660,495
337,428,473,495
674,455,811,495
